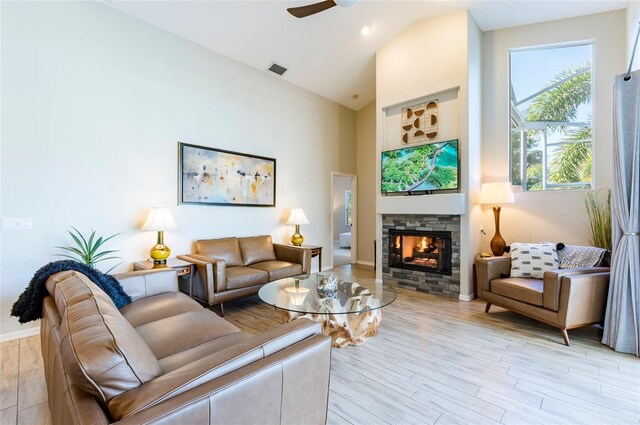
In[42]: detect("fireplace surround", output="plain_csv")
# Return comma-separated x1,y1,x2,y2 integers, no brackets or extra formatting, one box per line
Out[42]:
382,214,461,298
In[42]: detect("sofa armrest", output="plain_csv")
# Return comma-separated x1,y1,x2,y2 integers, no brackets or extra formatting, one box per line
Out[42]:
543,267,610,311
475,257,511,293
557,272,610,328
114,269,179,302
273,244,311,274
178,254,227,297
108,319,327,421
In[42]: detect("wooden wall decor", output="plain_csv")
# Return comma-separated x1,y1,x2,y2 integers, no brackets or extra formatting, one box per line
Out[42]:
401,100,438,144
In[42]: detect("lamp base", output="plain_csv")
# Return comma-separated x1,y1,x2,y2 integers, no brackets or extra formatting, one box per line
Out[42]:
150,231,171,264
490,206,506,256
150,243,171,264
291,233,304,247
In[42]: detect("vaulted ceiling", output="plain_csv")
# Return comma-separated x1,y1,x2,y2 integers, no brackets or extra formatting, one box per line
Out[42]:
106,1,628,110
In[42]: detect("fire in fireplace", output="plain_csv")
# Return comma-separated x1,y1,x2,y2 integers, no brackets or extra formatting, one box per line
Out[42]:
388,229,452,275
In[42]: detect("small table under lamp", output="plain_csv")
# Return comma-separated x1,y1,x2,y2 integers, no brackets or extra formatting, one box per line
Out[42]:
286,208,309,246
480,182,515,256
141,207,178,264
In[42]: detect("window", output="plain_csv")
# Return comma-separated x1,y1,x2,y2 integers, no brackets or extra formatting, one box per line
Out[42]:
509,43,593,191
345,190,352,226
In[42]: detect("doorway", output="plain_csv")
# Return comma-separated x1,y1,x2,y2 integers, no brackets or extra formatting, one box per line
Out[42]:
331,172,357,268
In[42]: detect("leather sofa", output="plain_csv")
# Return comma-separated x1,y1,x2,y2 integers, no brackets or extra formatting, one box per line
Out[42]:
475,257,610,346
41,268,331,425
179,235,311,315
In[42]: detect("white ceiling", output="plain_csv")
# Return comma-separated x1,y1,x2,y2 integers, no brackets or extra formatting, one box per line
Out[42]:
105,0,628,110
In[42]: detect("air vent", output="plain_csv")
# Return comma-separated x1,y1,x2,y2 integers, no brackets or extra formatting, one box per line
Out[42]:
267,62,288,76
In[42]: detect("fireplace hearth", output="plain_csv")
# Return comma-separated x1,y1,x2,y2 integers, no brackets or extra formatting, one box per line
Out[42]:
388,229,452,275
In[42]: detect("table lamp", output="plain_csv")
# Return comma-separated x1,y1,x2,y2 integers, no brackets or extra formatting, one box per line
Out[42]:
480,182,515,256
141,207,178,264
286,208,309,246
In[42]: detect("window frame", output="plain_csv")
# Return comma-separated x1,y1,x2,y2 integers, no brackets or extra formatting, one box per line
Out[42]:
508,40,595,192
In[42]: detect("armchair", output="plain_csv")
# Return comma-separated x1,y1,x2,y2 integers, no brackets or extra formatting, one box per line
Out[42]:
475,257,609,345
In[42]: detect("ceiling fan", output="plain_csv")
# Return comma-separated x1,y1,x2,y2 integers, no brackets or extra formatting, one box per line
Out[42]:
287,0,359,18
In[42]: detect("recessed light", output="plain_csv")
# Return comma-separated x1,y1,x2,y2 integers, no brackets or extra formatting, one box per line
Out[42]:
352,94,359,99
360,26,370,36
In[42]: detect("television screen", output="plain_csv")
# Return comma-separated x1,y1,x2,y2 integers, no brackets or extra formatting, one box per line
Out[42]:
381,139,459,194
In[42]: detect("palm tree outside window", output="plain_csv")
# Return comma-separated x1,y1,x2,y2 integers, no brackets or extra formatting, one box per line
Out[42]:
509,43,593,191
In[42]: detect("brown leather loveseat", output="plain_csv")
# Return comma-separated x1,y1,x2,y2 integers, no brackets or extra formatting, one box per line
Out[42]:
41,268,331,424
179,235,310,315
476,257,609,346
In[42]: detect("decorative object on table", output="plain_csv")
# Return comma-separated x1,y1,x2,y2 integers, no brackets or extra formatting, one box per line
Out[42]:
584,189,612,251
316,273,338,298
286,208,309,246
509,242,559,279
141,207,178,265
480,182,515,256
55,227,121,272
178,142,276,207
401,100,438,144
10,260,131,323
283,278,310,306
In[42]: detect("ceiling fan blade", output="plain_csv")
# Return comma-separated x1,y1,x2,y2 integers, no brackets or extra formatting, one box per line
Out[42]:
287,0,337,18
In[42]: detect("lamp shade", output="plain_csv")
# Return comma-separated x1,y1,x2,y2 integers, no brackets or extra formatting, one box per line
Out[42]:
286,208,310,225
480,182,515,205
141,207,178,231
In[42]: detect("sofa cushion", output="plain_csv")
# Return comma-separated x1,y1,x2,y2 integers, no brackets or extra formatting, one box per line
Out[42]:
196,237,243,267
226,266,269,290
134,309,242,361
158,332,250,373
57,275,162,405
491,278,544,306
510,243,559,279
239,235,277,266
120,292,202,327
249,261,303,281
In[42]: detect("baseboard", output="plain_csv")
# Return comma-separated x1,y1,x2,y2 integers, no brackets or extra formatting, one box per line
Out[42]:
356,260,374,267
321,266,334,272
458,294,474,302
1,326,40,343
375,278,383,284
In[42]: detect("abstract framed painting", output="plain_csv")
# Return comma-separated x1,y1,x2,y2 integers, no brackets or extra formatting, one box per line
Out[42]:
178,142,276,207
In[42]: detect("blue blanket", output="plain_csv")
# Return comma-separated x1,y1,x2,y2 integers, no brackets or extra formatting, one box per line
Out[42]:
11,260,131,323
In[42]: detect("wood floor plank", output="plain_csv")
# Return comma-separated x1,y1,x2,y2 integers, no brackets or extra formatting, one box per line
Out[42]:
18,341,41,373
411,388,503,425
0,405,17,425
0,373,18,410
0,345,19,375
329,391,390,425
17,368,46,411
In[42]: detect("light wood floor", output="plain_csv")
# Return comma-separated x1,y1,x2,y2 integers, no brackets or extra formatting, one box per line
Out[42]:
2,264,639,425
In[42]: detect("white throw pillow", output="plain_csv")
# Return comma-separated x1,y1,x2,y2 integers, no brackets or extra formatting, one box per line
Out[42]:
510,243,559,279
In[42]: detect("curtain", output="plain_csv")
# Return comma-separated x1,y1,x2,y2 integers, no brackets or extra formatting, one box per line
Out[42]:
602,70,640,356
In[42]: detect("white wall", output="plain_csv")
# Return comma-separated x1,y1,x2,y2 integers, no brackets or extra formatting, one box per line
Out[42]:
356,101,376,264
332,176,351,241
0,1,356,339
628,2,640,72
375,10,482,299
481,10,626,248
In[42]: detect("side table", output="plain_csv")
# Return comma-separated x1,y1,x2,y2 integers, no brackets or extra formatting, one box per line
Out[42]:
300,245,322,272
133,258,195,298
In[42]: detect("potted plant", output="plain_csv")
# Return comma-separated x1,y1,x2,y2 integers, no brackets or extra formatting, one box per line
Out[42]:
584,189,612,262
56,227,121,273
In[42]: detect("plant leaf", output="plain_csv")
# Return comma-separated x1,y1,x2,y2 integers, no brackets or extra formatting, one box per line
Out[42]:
68,229,88,256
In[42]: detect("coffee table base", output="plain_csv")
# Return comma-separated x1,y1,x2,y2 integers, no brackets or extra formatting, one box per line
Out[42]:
277,308,381,348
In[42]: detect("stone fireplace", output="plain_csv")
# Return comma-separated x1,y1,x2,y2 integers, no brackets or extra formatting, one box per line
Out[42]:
382,214,460,298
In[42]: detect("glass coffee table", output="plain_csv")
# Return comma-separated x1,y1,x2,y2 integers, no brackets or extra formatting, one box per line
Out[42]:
258,273,397,347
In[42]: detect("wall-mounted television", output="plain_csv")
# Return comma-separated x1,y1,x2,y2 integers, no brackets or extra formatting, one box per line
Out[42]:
381,139,459,195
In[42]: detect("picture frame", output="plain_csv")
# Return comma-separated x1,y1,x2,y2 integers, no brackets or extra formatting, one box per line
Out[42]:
178,142,276,207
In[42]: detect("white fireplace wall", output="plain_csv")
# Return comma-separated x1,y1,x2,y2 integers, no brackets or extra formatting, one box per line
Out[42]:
375,10,482,300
